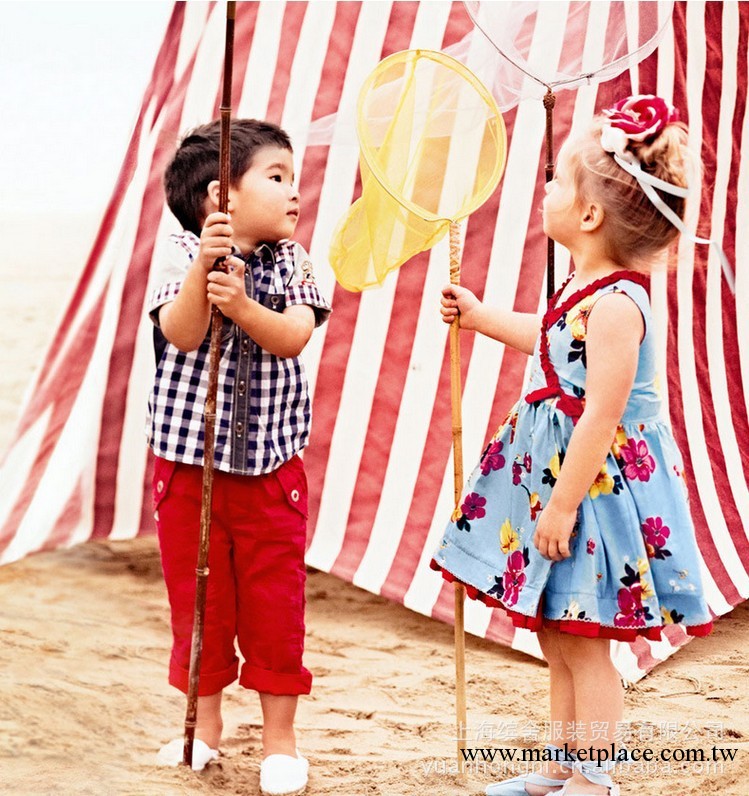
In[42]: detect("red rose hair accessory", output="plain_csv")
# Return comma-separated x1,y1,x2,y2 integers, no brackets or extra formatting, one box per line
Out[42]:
606,95,679,140
600,94,679,162
598,94,734,292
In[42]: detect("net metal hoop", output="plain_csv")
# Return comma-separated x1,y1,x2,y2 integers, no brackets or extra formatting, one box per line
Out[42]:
355,48,507,223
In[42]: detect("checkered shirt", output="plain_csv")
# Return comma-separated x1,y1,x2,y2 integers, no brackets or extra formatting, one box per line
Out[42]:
146,232,332,475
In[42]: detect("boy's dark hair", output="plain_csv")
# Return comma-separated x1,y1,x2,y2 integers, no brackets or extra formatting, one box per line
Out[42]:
164,118,292,235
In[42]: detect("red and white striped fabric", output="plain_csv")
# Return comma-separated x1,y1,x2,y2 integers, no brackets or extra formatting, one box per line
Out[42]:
0,2,746,682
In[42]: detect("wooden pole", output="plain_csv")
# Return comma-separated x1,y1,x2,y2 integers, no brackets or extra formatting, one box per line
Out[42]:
543,87,556,300
449,221,467,773
183,0,236,768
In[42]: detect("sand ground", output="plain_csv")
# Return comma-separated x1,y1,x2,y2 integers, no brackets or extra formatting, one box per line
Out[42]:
0,217,746,795
1,538,747,796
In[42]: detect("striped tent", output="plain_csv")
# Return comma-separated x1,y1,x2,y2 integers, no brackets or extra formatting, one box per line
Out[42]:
0,1,746,683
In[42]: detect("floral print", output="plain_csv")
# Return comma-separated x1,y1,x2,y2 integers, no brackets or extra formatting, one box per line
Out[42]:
589,463,623,499
637,558,655,599
611,425,629,458
512,453,533,486
512,452,532,485
542,451,563,487
499,518,519,554
565,295,596,341
431,274,711,640
500,549,529,607
462,492,486,519
528,491,543,521
562,600,586,621
455,491,486,531
614,584,648,627
641,516,672,559
568,338,586,367
496,408,520,445
511,461,523,485
480,440,506,476
507,410,519,444
619,437,656,481
661,606,685,624
518,485,543,521
614,563,654,628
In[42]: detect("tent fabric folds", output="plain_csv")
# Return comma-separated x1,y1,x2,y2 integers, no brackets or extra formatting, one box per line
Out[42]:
0,2,747,684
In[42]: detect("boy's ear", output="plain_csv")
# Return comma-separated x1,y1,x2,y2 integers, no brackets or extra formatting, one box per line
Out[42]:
206,180,221,212
580,201,604,232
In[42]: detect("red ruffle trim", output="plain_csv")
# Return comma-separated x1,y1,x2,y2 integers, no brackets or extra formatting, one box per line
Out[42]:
544,270,649,326
430,559,713,641
524,271,651,424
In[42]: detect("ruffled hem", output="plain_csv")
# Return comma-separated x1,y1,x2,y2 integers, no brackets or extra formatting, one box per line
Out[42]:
430,559,713,641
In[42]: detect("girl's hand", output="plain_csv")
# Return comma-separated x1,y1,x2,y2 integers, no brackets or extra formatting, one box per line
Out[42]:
533,502,578,562
441,284,483,331
196,212,234,271
206,256,248,319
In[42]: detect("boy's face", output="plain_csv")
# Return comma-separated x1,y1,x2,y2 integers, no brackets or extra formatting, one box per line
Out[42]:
228,145,299,252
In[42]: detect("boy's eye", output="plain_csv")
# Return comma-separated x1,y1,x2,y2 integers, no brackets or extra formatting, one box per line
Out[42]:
271,174,282,182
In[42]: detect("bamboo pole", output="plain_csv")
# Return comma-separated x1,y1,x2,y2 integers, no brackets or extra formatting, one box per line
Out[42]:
543,87,556,300
183,0,236,768
449,221,467,773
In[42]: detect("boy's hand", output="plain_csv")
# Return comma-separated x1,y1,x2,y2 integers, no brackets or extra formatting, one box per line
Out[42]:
441,284,483,331
196,212,234,272
206,256,248,319
533,502,577,562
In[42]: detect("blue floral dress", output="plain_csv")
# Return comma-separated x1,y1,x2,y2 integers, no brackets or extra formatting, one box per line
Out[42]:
431,271,713,640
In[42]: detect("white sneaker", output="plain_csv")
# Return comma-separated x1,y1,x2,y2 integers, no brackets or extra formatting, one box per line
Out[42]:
259,751,309,796
156,737,219,771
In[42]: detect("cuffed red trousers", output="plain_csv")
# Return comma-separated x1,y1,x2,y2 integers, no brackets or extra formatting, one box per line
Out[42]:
152,455,313,696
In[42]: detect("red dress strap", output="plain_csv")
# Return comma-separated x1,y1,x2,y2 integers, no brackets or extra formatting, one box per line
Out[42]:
544,270,649,327
526,270,648,421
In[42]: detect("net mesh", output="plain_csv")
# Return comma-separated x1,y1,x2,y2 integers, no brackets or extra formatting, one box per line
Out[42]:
461,1,674,110
329,49,506,292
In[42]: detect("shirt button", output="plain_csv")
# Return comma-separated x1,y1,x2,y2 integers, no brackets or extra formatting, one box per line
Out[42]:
241,338,250,353
290,489,300,502
236,422,244,436
271,296,280,306
157,480,164,493
238,380,246,395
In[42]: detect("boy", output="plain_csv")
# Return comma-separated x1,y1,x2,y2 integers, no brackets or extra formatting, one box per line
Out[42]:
147,119,331,796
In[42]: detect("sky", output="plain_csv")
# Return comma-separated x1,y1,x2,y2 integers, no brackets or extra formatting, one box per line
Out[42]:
0,1,173,266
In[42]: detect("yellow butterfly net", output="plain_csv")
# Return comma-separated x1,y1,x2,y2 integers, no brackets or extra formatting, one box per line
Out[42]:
329,49,507,292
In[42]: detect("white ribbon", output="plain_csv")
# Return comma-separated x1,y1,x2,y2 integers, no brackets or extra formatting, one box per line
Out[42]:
612,153,735,292
600,125,635,164
601,126,735,293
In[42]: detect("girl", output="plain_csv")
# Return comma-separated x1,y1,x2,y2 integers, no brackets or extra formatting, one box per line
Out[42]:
431,95,714,796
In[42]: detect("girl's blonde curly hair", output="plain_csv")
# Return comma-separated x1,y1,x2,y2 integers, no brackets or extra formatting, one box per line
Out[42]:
569,117,693,269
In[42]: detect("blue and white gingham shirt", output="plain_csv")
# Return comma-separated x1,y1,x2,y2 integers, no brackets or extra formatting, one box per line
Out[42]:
146,232,331,475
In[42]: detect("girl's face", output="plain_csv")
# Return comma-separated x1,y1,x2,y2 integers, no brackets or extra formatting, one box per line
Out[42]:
542,143,581,245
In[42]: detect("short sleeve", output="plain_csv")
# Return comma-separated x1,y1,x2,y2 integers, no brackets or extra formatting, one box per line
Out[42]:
283,241,332,327
146,232,200,327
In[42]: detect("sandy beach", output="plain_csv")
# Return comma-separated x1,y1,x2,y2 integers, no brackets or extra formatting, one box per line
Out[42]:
1,537,747,796
0,221,747,796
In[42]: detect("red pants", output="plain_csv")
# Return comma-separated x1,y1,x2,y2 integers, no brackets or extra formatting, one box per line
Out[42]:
152,455,313,696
